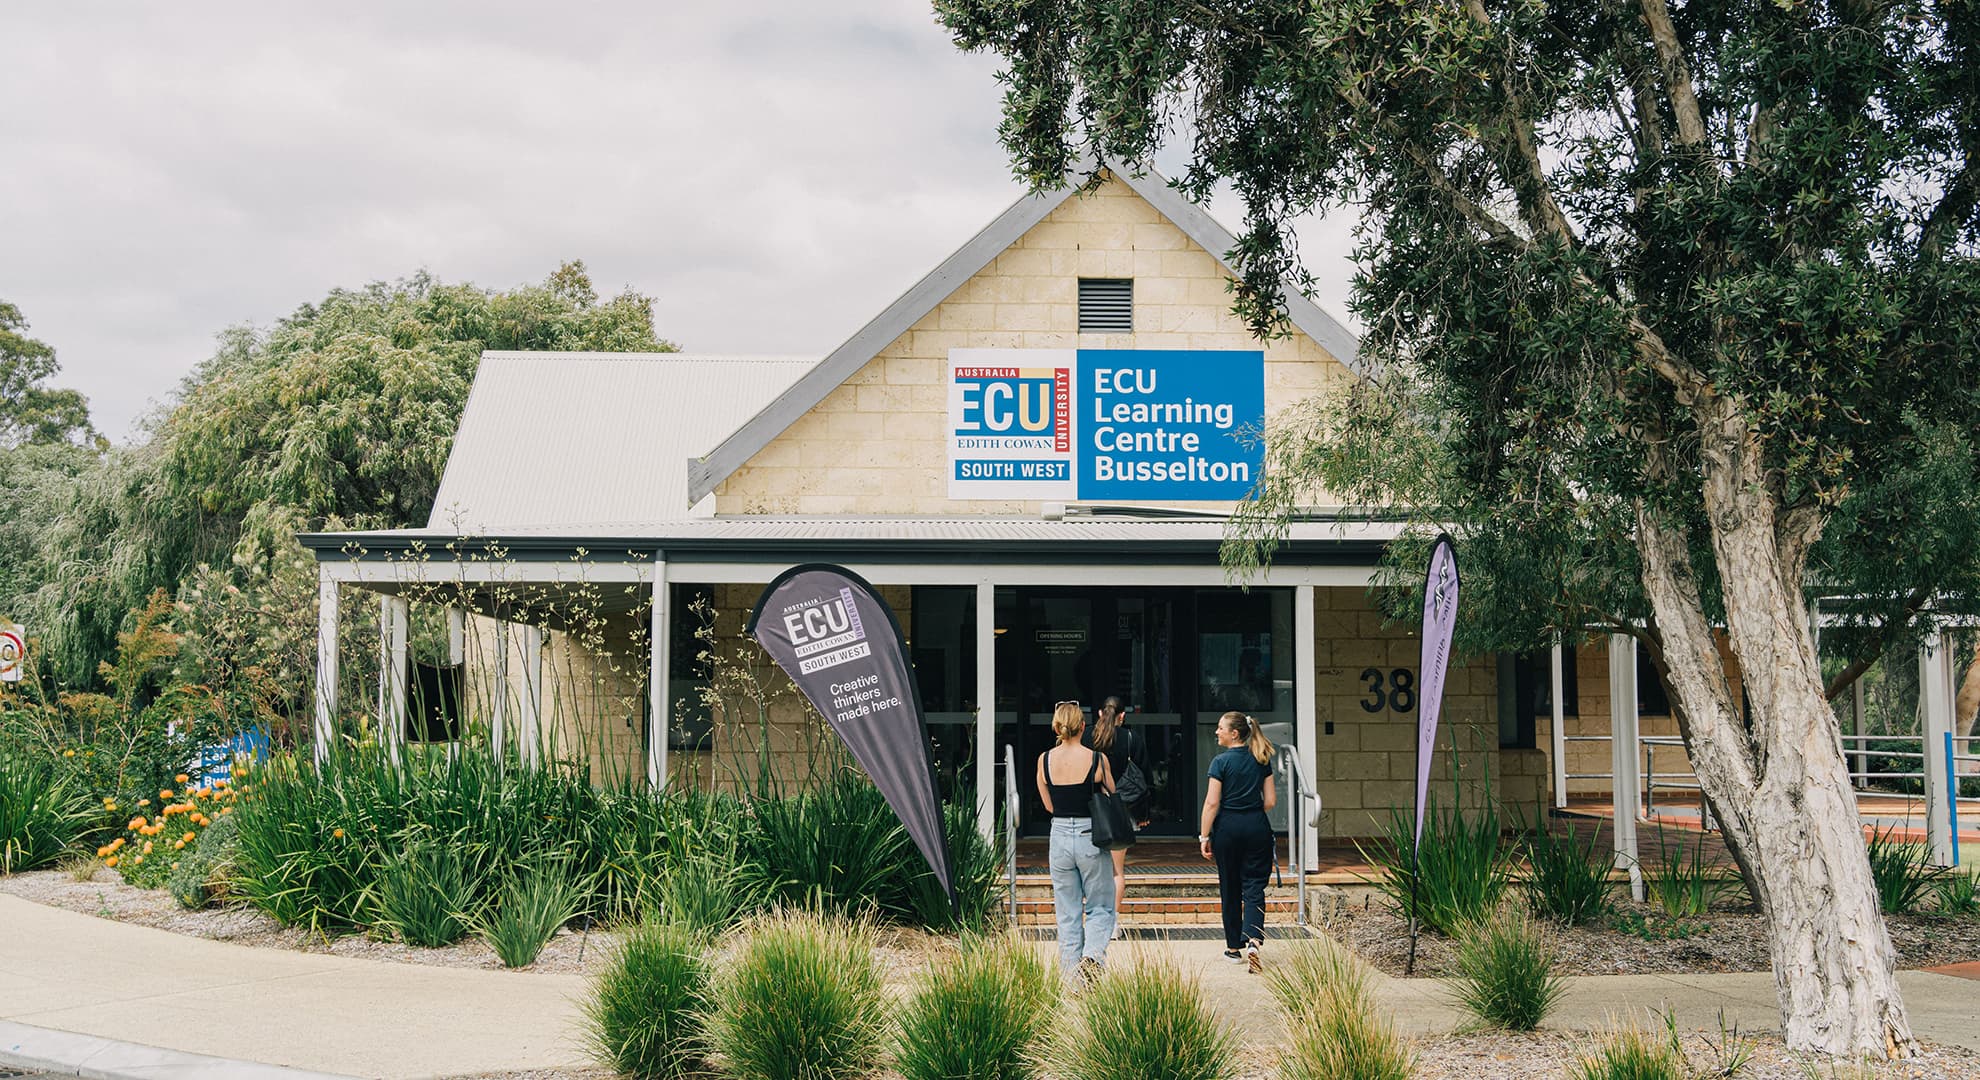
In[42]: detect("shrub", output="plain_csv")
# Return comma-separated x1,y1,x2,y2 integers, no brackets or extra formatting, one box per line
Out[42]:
1644,831,1736,917
703,913,887,1080
0,751,93,874
586,921,710,1080
1445,909,1565,1032
1566,1019,1688,1080
1935,869,1979,916
1523,817,1614,925
743,770,908,918
1043,957,1239,1080
1864,827,1947,914
894,934,1056,1080
97,769,240,889
166,810,240,909
651,848,759,935
898,798,1007,933
481,865,585,968
1264,936,1413,1080
1360,799,1510,934
378,841,473,946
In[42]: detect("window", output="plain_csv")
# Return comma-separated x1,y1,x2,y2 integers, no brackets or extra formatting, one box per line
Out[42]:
664,584,716,750
910,586,980,804
1636,640,1672,716
1499,645,1577,749
1078,278,1133,332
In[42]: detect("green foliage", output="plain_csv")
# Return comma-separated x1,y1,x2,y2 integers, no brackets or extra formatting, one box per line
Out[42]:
0,300,98,450
743,767,909,917
586,920,710,1080
650,848,760,935
1445,909,1565,1032
703,913,888,1080
1935,869,1979,916
16,264,670,694
378,841,473,947
1522,818,1615,926
894,935,1056,1080
480,865,584,968
1044,957,1239,1080
1863,828,1948,915
1361,799,1509,935
0,749,92,873
167,810,239,909
902,798,1006,933
1610,910,1707,942
1645,832,1739,918
1567,1022,1689,1080
1265,936,1414,1080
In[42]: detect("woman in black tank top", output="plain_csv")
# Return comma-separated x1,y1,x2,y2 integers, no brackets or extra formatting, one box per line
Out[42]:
1035,701,1118,981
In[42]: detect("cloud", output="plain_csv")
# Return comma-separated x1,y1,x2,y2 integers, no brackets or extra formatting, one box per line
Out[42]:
0,2,1358,443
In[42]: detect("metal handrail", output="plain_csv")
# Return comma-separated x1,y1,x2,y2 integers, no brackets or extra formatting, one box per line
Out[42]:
1003,745,1019,925
1276,746,1321,929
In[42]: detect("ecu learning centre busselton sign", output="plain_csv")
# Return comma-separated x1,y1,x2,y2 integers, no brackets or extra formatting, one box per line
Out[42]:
947,348,1264,501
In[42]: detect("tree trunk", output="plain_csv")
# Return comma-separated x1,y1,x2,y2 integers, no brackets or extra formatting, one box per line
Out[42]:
1636,402,1915,1059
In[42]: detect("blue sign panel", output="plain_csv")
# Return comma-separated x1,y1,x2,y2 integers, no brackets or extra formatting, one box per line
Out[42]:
947,348,1264,501
1077,349,1263,500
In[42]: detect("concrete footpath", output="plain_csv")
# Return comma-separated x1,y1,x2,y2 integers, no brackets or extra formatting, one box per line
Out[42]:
2,893,1976,1079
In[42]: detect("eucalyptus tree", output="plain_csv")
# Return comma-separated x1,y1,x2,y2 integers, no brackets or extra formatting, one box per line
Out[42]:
937,0,1980,1056
0,300,99,450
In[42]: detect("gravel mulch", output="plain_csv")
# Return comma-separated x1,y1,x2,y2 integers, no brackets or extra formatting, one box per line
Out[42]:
0,866,960,977
450,1033,1980,1079
1319,892,1980,978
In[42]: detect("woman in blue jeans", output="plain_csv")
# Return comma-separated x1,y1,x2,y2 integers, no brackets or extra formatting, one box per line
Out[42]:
1199,711,1277,973
1036,700,1118,981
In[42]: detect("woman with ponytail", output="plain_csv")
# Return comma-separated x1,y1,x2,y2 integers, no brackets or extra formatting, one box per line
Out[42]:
1198,711,1276,971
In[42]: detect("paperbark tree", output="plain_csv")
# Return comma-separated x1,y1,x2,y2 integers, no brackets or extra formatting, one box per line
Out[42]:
938,0,1980,1057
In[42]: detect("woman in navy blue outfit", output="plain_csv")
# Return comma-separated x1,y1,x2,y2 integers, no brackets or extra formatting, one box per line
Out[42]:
1198,711,1276,972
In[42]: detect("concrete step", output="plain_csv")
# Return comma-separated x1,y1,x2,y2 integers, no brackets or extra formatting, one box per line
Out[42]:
1011,895,1301,926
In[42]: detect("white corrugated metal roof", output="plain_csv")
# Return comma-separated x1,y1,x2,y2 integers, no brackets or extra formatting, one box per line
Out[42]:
317,515,1407,546
426,352,815,530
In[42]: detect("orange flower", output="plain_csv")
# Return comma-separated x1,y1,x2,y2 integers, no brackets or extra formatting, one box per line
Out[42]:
138,798,150,807
221,806,233,815
104,855,119,868
63,749,76,758
128,817,145,830
160,789,174,799
173,840,185,850
143,841,154,854
133,855,143,864
332,828,345,839
181,831,196,843
174,774,189,784
96,845,111,858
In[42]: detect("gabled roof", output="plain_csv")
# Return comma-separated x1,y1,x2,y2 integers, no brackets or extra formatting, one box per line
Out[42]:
427,351,814,531
684,161,1362,505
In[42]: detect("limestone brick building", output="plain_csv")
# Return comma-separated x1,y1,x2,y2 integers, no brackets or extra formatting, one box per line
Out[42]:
301,164,1679,858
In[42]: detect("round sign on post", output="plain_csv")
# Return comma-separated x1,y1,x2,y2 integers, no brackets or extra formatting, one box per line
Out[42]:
0,624,24,683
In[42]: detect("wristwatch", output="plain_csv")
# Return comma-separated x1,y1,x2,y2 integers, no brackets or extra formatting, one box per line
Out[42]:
1198,835,1211,843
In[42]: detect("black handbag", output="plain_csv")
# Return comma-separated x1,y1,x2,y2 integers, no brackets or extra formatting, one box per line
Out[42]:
1088,752,1137,851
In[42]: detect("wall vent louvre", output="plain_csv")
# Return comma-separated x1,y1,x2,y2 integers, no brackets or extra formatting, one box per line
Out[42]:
1077,278,1133,333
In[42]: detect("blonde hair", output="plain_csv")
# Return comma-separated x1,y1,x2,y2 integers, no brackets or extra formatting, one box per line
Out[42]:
1052,701,1085,741
1221,711,1274,765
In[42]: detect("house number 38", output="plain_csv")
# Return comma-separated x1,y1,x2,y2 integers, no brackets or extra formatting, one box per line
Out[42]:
1358,667,1416,713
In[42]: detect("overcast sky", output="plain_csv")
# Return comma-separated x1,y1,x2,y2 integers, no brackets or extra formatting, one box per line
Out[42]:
1,2,1358,444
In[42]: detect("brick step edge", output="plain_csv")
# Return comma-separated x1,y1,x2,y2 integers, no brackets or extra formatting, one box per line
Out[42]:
1013,898,1297,914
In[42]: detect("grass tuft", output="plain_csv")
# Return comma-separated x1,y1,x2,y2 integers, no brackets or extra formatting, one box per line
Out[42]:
585,920,709,1080
1645,831,1737,917
1864,827,1947,914
1265,935,1414,1080
377,840,472,947
1361,799,1510,935
0,752,93,875
1041,956,1239,1080
480,865,584,968
1935,868,1979,915
1445,908,1565,1032
703,912,887,1080
1523,817,1614,925
894,934,1056,1080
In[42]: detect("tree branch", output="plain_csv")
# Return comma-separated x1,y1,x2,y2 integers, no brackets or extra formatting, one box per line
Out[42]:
1460,0,1578,244
1634,0,1711,152
1821,586,1936,700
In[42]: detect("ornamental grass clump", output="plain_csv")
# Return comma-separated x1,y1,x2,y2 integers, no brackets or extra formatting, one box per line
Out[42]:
1566,1018,1689,1080
481,864,585,968
1864,827,1947,914
1645,831,1738,917
1445,908,1565,1032
651,848,758,935
1264,936,1414,1080
742,770,908,918
1042,957,1239,1080
0,751,93,874
378,841,473,947
585,921,710,1080
703,913,887,1080
894,934,1056,1080
1523,817,1615,926
1362,798,1510,934
1935,869,1979,915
